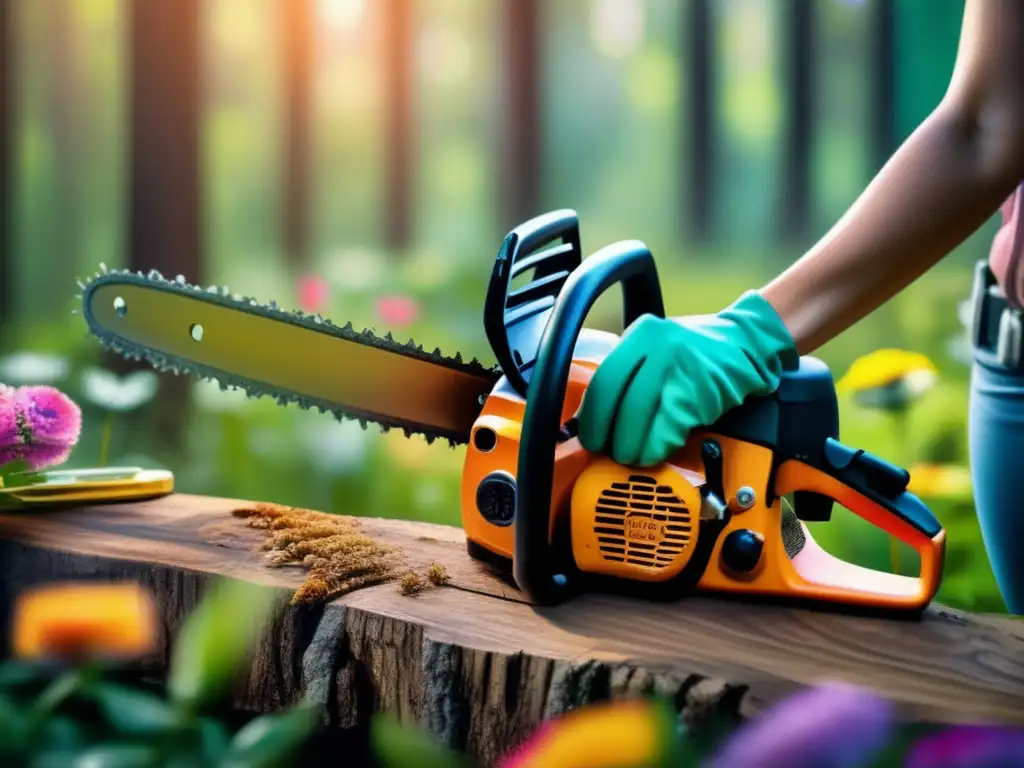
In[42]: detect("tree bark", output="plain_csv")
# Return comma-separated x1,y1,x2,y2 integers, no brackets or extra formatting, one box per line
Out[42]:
281,0,313,272
1,494,1022,767
500,0,541,230
122,0,203,453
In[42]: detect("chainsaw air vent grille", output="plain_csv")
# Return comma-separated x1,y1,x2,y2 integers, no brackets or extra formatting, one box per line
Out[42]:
593,474,693,568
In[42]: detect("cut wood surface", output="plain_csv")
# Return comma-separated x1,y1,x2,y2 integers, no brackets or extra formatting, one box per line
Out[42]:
0,493,1022,766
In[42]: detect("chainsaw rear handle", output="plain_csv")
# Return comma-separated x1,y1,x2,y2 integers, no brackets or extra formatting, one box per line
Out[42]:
514,239,665,606
775,441,946,608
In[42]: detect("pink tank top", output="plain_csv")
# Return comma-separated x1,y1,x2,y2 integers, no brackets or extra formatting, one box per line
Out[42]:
989,184,1024,307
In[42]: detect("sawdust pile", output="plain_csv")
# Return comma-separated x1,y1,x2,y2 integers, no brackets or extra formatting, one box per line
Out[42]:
231,503,450,604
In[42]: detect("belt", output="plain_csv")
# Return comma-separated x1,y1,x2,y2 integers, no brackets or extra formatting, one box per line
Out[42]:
970,260,1024,369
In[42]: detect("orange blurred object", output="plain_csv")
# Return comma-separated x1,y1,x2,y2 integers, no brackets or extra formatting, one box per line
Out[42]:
498,698,679,768
12,581,158,661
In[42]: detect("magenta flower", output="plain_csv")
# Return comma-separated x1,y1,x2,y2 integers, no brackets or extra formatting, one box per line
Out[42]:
0,385,17,451
375,295,419,327
707,682,895,768
0,385,82,471
297,274,330,314
905,725,1024,767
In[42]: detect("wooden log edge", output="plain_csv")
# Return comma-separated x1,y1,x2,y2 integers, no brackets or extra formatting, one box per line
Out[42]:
0,493,1022,766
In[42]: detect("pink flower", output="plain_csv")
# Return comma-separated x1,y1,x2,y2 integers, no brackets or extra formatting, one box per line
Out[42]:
297,274,330,314
0,385,81,471
375,295,419,327
0,385,17,451
905,725,1024,767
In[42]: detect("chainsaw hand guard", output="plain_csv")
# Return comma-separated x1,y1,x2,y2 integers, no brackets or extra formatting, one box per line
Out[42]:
513,238,667,605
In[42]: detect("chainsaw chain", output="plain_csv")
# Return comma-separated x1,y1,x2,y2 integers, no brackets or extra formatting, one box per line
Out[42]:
77,264,502,447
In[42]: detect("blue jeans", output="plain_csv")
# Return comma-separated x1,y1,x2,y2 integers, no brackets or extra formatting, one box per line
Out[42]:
969,347,1024,614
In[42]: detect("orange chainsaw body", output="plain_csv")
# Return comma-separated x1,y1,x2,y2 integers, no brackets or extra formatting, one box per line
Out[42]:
461,334,945,612
462,210,946,613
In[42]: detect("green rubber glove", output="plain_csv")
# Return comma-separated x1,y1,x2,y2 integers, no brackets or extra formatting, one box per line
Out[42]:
576,290,797,467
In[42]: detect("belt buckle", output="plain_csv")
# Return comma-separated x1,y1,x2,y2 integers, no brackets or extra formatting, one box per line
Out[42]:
997,306,1024,368
970,261,993,349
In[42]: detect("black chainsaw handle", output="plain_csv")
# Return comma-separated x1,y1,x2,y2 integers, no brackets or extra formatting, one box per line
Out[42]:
514,239,665,606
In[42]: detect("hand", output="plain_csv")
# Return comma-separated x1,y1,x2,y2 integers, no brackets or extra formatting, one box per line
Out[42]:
576,291,796,467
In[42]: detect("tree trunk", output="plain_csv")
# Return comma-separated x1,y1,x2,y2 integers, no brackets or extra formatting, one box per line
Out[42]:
500,0,541,230
46,0,79,276
685,0,714,243
870,0,896,170
281,0,313,272
1,493,1022,768
0,0,12,331
382,0,414,254
122,0,203,454
779,0,814,242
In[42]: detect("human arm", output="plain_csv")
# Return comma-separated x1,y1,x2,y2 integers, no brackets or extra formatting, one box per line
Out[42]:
760,0,1024,354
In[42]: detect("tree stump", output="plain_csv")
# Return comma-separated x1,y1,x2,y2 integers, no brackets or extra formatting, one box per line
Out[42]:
0,493,1022,767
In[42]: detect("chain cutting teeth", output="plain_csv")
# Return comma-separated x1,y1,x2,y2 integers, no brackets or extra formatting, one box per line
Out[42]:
78,267,502,447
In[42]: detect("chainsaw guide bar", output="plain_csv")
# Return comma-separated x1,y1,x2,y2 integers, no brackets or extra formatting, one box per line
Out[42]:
78,265,502,446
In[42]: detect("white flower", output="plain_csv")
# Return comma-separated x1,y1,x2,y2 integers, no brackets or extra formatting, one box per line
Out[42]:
80,368,159,412
957,299,973,330
298,415,370,475
947,298,975,367
323,248,385,293
193,379,252,414
902,368,939,397
0,352,69,384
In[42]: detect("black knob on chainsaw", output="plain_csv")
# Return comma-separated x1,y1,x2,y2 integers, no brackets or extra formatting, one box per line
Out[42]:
721,529,764,574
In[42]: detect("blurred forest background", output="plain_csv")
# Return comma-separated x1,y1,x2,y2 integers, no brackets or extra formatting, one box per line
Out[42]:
0,0,1007,611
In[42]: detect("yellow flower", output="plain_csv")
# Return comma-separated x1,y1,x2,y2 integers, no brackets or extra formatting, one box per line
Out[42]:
13,582,158,662
837,349,939,394
907,462,972,499
499,698,681,767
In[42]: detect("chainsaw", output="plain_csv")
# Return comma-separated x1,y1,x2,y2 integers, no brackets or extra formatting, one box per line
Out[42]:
78,209,946,613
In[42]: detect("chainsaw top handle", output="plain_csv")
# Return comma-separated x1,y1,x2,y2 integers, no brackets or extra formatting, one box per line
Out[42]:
514,239,665,606
483,209,584,400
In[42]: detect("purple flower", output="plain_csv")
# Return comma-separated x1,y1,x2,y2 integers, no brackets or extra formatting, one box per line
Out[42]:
906,725,1024,767
707,682,895,768
0,385,81,471
14,386,82,447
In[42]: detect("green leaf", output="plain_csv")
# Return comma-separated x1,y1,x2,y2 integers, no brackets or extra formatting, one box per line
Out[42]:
167,578,280,711
90,681,180,737
0,659,58,690
39,715,86,752
370,715,471,768
0,459,31,477
219,701,322,768
197,716,232,765
0,460,46,487
0,693,33,757
29,669,89,724
70,744,162,768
